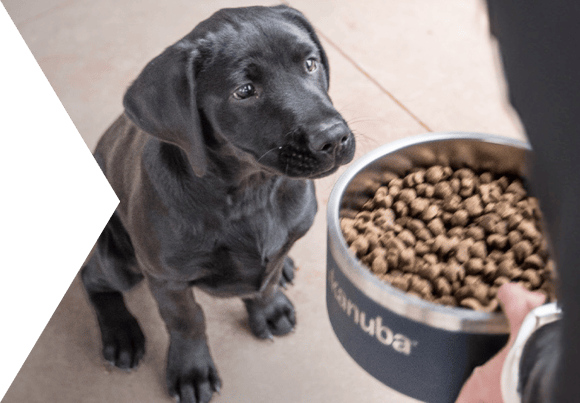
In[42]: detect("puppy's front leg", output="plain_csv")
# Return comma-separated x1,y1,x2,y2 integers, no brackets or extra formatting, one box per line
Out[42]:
148,276,221,403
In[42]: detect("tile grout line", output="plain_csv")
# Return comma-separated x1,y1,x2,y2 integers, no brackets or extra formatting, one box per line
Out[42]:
316,29,433,133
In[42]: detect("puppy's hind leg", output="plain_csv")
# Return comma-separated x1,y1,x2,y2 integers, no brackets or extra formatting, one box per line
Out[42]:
80,212,145,370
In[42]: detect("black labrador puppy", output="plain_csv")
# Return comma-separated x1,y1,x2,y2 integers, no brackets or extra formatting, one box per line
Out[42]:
81,5,355,403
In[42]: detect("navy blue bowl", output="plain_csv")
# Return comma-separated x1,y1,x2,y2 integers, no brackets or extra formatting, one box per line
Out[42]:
326,133,531,403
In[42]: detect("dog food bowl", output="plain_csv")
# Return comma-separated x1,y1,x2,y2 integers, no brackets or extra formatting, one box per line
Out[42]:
326,132,532,403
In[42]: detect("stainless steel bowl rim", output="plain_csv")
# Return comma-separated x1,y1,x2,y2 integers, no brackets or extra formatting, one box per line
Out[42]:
328,132,532,334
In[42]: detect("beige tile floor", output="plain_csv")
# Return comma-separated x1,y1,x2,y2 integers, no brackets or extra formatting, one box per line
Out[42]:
2,1,525,402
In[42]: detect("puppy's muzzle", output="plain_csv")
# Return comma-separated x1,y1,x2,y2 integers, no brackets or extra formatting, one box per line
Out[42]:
278,120,355,178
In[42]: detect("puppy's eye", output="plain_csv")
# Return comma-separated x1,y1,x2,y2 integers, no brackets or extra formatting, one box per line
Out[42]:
233,84,257,100
305,58,318,73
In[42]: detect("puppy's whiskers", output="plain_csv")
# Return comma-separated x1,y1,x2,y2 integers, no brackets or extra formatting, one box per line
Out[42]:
257,146,282,163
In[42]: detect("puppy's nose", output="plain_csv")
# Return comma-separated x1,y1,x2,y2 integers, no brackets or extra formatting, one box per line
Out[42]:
309,122,351,155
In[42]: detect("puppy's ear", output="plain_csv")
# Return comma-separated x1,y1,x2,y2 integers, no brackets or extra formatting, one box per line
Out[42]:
123,41,207,177
272,5,330,89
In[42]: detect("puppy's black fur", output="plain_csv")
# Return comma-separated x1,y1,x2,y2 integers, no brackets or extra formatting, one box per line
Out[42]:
81,5,355,403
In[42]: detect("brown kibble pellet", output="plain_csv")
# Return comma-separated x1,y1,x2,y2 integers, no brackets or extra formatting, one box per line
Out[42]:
496,201,516,220
455,239,473,263
421,204,441,221
492,220,508,236
523,254,544,270
397,229,416,247
461,298,499,313
434,181,453,199
372,256,388,275
374,209,397,231
415,240,430,256
466,226,486,241
434,276,452,296
409,275,433,298
517,200,535,219
425,166,445,184
518,220,541,241
496,176,510,192
477,213,501,233
521,269,542,288
494,276,510,286
442,194,462,212
450,178,461,194
388,275,411,292
423,253,438,266
416,183,435,198
488,250,503,262
386,250,399,270
450,209,470,227
385,237,405,252
403,173,417,188
413,170,425,185
418,262,443,282
469,240,487,259
454,168,475,179
350,237,369,256
497,259,518,279
379,231,396,247
442,260,465,283
507,230,523,248
416,227,433,242
407,218,425,233
399,188,417,204
442,212,454,225
507,213,524,231
459,178,475,198
427,218,445,236
464,194,484,217
375,194,394,209
512,240,534,263
442,236,462,257
389,185,402,199
480,172,493,184
466,258,485,275
482,260,498,280
410,197,430,216
399,248,416,269
393,200,409,217
484,202,497,214
487,234,508,250
389,177,404,188
436,295,457,307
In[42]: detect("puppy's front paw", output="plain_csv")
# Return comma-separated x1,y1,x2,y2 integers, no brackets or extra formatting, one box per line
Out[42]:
166,336,221,403
244,290,296,340
279,256,295,289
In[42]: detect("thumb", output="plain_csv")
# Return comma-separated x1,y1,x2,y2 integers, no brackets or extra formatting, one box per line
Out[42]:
497,283,546,340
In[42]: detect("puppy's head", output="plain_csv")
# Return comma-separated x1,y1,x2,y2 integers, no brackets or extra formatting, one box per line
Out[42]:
123,5,355,179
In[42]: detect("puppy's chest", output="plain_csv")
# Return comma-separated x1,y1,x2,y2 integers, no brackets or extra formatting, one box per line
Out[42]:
219,178,311,257
183,178,316,287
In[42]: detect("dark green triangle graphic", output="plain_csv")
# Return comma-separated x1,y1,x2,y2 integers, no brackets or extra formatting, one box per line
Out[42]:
0,7,118,396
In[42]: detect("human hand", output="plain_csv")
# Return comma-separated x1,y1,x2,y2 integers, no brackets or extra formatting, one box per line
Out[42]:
455,283,546,403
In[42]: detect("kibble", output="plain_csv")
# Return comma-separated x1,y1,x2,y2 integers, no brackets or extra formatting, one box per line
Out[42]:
341,164,557,312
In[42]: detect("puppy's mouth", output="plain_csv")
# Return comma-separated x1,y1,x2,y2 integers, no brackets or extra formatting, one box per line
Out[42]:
274,133,355,179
